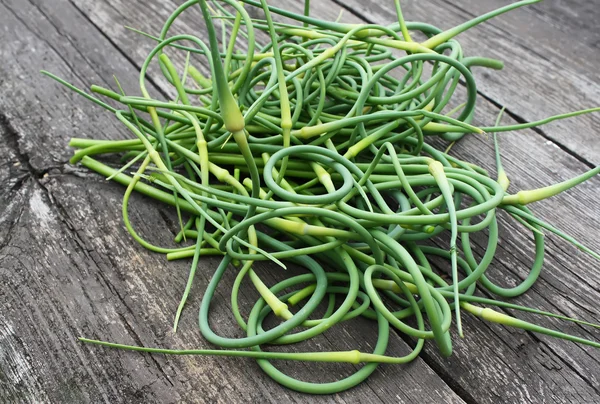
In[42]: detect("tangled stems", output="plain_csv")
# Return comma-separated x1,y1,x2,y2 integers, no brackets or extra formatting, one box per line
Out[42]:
44,0,600,394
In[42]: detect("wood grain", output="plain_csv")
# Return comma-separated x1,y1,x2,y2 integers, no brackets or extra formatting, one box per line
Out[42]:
1,0,599,402
0,0,461,402
337,0,600,164
419,99,600,403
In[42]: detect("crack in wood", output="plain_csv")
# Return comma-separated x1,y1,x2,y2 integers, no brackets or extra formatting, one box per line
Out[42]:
0,113,36,178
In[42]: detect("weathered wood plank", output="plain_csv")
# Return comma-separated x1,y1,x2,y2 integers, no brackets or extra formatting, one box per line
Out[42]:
416,98,600,403
430,0,600,83
0,0,156,172
304,2,600,400
252,2,600,399
337,0,600,164
47,170,464,403
0,118,30,247
1,179,177,404
0,169,465,403
2,0,600,402
0,0,464,402
68,0,367,91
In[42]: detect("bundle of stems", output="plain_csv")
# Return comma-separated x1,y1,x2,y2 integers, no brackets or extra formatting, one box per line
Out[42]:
44,0,600,393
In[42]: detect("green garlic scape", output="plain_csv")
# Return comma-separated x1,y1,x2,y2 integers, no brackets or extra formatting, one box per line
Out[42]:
43,0,600,395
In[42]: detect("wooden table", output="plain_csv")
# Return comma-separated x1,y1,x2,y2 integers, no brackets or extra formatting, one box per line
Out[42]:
1,0,599,402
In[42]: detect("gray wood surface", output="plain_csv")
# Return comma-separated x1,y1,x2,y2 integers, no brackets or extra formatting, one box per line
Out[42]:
1,0,599,403
338,0,600,164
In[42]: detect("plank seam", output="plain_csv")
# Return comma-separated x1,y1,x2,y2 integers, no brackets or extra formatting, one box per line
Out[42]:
0,105,180,393
329,0,596,169
65,0,172,102
435,235,600,397
474,92,595,169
